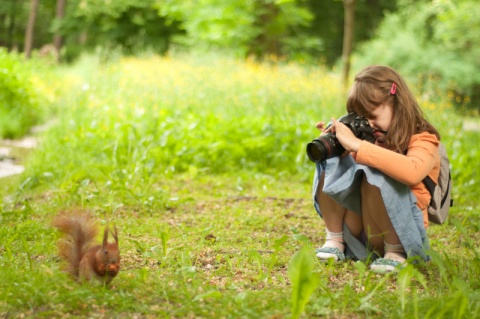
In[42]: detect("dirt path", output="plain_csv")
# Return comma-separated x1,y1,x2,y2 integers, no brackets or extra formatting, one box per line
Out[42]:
0,137,37,178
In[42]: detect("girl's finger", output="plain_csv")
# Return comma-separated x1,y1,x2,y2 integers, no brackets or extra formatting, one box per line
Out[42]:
315,121,325,130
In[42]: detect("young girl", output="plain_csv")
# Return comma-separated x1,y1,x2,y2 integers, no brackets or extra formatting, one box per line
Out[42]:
312,65,440,274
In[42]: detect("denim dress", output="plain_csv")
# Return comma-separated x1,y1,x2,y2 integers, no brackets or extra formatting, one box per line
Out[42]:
312,155,430,261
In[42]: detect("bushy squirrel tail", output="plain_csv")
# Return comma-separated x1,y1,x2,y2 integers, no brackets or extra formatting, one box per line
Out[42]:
52,210,98,278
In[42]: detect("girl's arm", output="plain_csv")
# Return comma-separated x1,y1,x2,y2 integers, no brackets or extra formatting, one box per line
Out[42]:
355,132,439,185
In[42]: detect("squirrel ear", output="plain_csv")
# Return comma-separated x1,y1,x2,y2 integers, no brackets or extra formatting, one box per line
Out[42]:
103,225,109,247
112,225,119,244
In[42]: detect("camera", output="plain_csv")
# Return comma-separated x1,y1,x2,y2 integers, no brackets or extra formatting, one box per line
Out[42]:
306,112,375,162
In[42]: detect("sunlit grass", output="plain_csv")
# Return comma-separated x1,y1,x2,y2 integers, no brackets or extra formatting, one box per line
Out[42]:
0,52,479,318
17,54,346,200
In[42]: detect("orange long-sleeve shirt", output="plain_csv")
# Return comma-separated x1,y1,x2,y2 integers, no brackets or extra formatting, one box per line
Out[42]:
354,132,440,228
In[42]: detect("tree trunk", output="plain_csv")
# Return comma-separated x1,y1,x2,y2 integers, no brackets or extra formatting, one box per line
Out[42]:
24,0,39,59
248,1,280,60
6,0,17,51
341,0,355,88
53,0,66,62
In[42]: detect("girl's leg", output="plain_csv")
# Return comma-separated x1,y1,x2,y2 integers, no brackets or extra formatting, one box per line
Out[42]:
316,172,363,258
361,177,406,263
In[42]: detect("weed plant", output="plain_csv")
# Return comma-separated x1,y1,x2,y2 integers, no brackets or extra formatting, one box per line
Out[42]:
0,49,58,139
0,53,478,318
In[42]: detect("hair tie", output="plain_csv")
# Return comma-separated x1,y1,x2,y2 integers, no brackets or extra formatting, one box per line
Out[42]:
390,82,397,95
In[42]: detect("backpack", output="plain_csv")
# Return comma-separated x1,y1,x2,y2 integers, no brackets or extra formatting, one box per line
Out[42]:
422,143,453,224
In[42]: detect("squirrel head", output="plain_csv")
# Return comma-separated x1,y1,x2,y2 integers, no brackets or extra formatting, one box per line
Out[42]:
99,225,120,276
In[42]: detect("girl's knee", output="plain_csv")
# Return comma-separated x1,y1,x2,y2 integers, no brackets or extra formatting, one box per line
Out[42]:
360,176,381,197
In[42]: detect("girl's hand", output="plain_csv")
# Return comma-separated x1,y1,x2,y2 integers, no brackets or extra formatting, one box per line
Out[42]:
331,117,362,152
315,121,333,134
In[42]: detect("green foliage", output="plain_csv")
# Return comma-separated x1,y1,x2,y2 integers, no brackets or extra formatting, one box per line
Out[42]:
157,0,315,59
0,0,399,67
0,49,44,138
308,0,397,65
157,0,255,51
0,0,57,52
396,265,427,314
354,0,480,112
288,245,320,319
60,0,181,59
17,53,342,198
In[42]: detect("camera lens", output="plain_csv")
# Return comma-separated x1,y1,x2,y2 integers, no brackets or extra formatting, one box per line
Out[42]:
306,139,329,162
306,113,374,164
306,134,346,163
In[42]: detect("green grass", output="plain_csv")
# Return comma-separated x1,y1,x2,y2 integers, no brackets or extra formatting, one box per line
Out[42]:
0,53,479,318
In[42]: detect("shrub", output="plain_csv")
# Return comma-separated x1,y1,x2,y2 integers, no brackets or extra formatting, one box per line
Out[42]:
0,49,44,138
353,0,480,113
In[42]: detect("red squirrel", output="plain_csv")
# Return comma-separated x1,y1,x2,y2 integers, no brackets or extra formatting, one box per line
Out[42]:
53,210,120,284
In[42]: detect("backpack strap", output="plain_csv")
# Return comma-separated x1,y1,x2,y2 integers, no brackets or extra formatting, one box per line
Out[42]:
422,175,435,200
423,173,453,208
441,172,453,208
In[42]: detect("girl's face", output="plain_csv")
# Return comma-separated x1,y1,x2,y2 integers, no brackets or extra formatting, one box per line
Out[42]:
365,102,393,145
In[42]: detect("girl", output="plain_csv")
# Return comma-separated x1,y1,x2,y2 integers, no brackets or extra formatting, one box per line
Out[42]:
312,65,440,274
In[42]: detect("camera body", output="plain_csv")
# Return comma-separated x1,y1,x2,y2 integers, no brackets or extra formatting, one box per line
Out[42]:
306,112,375,163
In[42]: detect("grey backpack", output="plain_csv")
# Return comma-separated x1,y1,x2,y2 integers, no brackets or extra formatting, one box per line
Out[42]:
423,143,453,224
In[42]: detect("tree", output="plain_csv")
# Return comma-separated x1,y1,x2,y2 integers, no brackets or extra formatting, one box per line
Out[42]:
341,0,355,87
248,1,282,58
53,0,66,61
63,0,180,57
2,0,18,51
158,0,314,60
306,0,397,66
1,0,399,65
24,0,39,58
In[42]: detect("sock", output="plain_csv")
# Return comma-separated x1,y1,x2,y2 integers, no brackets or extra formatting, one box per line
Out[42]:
323,229,345,252
384,242,406,263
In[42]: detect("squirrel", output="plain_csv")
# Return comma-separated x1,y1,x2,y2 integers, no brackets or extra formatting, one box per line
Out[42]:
53,210,120,284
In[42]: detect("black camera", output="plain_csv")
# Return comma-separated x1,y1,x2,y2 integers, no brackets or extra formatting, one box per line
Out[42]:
306,112,375,162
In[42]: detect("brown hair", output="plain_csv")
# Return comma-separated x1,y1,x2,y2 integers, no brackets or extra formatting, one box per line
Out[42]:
346,65,439,153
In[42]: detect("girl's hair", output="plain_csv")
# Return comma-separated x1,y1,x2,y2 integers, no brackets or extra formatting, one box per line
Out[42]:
346,65,439,153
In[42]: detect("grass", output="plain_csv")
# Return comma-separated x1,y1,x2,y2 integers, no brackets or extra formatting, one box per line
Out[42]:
0,52,479,318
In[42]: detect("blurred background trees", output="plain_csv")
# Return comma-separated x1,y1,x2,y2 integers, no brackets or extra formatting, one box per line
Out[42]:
0,0,394,64
0,0,478,112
